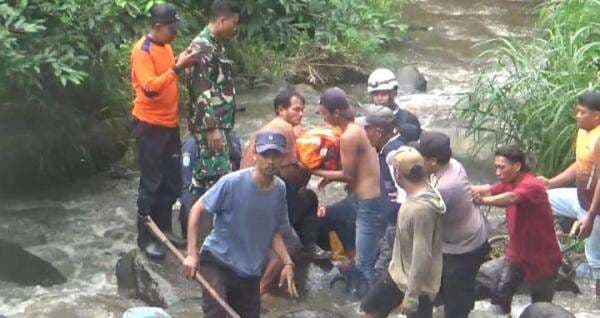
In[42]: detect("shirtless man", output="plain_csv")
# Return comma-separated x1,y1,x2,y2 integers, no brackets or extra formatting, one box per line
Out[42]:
312,87,384,286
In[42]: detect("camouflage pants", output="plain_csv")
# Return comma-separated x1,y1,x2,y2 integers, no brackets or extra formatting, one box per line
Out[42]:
191,129,234,190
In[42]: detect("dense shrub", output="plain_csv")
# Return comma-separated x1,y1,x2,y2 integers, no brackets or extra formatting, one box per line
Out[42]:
459,0,600,176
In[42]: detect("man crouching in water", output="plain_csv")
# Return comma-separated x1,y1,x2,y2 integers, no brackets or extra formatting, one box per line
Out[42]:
182,131,298,318
312,87,384,287
361,147,445,318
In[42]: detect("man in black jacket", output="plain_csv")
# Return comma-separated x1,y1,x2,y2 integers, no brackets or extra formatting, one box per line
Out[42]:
367,68,421,142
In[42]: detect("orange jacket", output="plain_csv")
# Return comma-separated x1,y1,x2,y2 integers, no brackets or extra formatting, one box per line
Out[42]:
130,36,179,127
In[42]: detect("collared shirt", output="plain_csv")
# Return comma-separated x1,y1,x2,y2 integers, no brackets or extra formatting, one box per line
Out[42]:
391,103,421,142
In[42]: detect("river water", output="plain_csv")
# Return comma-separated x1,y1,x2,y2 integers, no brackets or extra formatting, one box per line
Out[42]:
2,0,599,317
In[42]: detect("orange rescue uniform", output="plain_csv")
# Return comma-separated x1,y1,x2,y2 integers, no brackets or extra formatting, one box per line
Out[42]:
130,36,179,127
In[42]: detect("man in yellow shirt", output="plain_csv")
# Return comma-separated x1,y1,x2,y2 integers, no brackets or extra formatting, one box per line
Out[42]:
540,90,600,295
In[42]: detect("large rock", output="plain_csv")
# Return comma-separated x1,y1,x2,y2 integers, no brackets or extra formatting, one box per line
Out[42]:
0,238,66,287
397,65,427,93
475,258,580,300
115,249,202,308
519,302,575,318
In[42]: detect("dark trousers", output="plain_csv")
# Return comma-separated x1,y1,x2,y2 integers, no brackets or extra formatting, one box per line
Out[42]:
441,242,490,318
199,252,261,318
361,270,433,318
132,118,181,247
492,262,556,313
287,186,319,246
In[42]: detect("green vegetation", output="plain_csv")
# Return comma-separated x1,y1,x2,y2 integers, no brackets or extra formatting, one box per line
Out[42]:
459,0,600,176
0,0,406,191
230,0,406,83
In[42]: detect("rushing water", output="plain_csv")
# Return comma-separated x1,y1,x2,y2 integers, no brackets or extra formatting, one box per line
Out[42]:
2,0,600,317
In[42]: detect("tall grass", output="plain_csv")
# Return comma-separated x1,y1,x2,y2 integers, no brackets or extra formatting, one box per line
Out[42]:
459,0,600,176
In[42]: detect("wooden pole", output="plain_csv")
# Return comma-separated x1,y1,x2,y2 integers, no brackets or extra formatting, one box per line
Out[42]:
144,216,241,318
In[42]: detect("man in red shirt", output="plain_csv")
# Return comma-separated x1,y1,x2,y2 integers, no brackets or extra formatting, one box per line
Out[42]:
472,145,561,314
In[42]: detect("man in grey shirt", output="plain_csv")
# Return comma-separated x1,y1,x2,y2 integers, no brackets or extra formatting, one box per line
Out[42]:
416,131,490,318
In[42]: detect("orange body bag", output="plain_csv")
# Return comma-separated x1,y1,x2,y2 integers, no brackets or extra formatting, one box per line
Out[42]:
295,127,341,170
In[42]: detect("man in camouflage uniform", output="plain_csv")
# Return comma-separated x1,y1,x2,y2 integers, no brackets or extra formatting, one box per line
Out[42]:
186,0,240,191
180,0,241,235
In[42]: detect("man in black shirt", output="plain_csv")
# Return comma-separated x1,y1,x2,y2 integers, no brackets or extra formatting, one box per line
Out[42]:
367,68,421,142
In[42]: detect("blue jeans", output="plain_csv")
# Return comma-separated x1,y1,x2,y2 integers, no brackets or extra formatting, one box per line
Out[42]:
548,188,600,279
355,197,387,285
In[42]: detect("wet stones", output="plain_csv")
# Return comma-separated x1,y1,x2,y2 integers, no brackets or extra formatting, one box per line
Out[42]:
0,238,66,287
519,302,575,318
475,258,580,300
115,249,202,308
279,309,345,318
397,65,428,93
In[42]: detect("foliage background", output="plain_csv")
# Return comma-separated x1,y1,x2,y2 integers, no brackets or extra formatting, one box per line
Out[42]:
459,0,600,176
0,0,406,191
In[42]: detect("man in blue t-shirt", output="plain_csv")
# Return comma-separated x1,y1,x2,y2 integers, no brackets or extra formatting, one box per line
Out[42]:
181,131,298,318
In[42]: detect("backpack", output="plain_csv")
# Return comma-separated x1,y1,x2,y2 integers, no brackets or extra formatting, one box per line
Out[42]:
295,127,342,170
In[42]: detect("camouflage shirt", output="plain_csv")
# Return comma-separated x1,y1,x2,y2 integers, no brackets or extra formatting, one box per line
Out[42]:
185,27,236,189
187,27,236,132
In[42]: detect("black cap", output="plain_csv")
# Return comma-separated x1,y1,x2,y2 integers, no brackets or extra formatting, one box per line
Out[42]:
151,3,182,27
320,87,349,111
415,131,452,163
255,131,287,154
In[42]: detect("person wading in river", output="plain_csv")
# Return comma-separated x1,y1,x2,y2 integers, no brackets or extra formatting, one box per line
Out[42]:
240,90,329,297
415,132,489,318
361,146,445,318
312,87,384,288
130,3,197,259
539,91,600,296
472,145,561,314
182,131,298,318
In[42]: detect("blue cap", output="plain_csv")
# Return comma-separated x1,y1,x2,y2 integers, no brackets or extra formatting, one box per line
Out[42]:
255,131,287,154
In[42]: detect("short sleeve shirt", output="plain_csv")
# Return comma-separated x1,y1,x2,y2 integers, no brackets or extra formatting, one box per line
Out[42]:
575,126,600,210
490,172,561,282
200,168,289,277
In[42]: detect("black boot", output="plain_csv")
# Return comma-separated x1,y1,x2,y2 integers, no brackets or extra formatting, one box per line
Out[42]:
137,214,166,260
143,241,166,260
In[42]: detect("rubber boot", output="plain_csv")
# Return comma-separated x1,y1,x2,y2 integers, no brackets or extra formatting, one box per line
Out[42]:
137,214,166,260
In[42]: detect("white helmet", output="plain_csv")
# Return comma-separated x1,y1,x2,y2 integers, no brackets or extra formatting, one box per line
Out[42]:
367,68,399,93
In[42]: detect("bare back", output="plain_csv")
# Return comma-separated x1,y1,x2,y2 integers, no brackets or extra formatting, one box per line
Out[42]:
340,123,381,199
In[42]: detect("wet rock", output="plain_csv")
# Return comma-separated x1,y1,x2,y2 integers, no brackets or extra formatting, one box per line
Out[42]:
475,259,580,300
397,66,427,93
279,309,345,318
23,293,139,317
123,307,172,318
115,249,202,308
519,302,575,318
0,238,66,287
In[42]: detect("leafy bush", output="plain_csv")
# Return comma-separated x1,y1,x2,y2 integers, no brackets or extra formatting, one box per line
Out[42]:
0,0,151,190
229,0,407,83
459,0,600,176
